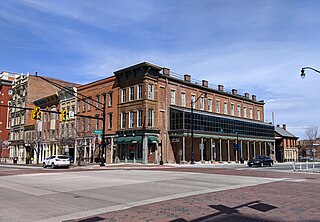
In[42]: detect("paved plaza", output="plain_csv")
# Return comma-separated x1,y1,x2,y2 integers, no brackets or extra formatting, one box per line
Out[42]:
0,164,319,222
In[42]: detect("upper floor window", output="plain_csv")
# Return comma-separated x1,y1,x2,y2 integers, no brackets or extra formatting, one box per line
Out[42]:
121,112,126,129
216,100,220,113
108,92,113,106
122,88,127,103
8,89,13,95
137,110,143,127
237,105,241,117
102,93,106,105
231,104,235,116
130,86,135,101
88,97,92,111
249,107,253,119
108,113,112,129
148,109,154,127
200,97,205,110
180,92,186,107
83,98,86,112
77,99,80,113
243,106,247,118
170,90,176,105
129,111,134,128
138,85,143,100
96,95,100,109
257,110,261,120
208,99,212,112
191,95,196,109
148,84,154,100
223,102,228,115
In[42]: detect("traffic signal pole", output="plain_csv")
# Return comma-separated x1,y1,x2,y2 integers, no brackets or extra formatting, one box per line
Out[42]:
100,104,106,166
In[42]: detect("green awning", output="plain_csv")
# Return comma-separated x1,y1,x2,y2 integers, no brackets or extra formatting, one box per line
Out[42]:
132,136,142,144
123,137,134,144
115,137,125,144
148,136,158,143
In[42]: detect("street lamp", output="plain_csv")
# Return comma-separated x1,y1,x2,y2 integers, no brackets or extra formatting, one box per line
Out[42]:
300,67,320,79
190,92,207,164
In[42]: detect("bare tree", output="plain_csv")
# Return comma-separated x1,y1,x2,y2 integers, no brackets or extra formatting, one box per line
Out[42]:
303,125,319,157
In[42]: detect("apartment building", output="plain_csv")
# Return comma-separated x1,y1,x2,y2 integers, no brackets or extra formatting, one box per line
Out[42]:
275,124,299,162
76,76,117,164
0,71,20,159
114,62,275,164
9,74,77,163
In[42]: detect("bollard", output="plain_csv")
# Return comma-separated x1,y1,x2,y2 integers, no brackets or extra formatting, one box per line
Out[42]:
293,162,296,171
313,163,315,172
306,161,309,172
300,163,302,171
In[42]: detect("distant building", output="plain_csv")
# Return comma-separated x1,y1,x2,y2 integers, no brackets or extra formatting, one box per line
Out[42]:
0,71,20,159
9,74,77,163
275,124,299,162
299,139,320,159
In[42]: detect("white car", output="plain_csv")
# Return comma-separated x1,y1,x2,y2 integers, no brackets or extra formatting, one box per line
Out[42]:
43,155,70,168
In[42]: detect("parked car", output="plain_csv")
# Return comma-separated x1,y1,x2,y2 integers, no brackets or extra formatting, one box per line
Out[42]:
43,155,70,168
248,155,273,167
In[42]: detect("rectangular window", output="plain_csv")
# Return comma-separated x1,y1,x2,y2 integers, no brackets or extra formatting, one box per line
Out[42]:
122,88,126,103
208,99,212,112
137,110,143,127
88,97,92,111
249,108,253,119
231,104,235,116
108,113,112,129
130,86,134,101
257,110,261,120
148,109,154,127
87,119,90,131
170,90,176,105
223,102,228,115
102,93,106,105
148,84,154,100
121,112,126,129
108,92,113,106
96,95,100,109
83,98,86,112
181,92,186,107
191,95,196,109
243,107,247,118
129,111,134,128
77,99,80,113
96,116,99,130
138,85,143,100
200,97,205,110
237,105,241,117
216,100,220,113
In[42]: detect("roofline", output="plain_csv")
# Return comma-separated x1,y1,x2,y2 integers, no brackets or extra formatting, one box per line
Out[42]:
78,75,115,90
114,61,163,75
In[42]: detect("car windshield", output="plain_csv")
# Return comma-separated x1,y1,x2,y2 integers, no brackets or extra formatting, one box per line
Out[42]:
253,156,264,160
58,156,69,159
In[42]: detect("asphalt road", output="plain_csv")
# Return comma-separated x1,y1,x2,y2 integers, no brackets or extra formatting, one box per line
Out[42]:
0,168,281,222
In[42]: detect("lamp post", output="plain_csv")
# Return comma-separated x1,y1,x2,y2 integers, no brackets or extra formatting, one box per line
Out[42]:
190,92,207,164
300,67,320,79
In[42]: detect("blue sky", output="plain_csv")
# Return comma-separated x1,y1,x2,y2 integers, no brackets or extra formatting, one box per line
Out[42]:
1,0,320,138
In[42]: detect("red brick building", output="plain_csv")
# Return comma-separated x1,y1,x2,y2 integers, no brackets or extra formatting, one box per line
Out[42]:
0,71,19,159
275,124,299,162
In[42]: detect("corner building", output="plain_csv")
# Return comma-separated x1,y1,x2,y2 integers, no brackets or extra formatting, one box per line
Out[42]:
114,62,275,164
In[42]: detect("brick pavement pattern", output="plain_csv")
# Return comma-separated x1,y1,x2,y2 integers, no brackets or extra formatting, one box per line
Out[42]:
66,167,320,222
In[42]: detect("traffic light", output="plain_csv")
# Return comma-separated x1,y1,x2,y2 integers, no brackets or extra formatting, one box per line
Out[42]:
31,110,37,120
61,109,68,122
31,106,42,120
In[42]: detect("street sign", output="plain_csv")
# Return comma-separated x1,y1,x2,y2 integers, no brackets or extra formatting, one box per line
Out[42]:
68,110,75,118
94,130,103,135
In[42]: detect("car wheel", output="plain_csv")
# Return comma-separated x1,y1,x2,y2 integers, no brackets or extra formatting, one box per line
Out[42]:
269,162,272,167
51,163,55,169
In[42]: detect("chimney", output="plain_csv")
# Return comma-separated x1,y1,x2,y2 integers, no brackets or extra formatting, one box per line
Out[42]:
218,85,224,91
283,124,286,130
184,74,191,82
163,67,170,76
232,89,238,95
202,80,208,87
244,93,249,99
252,95,256,101
276,124,280,127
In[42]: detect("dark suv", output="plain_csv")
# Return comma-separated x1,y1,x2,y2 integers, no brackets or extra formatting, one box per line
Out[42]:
248,155,273,167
